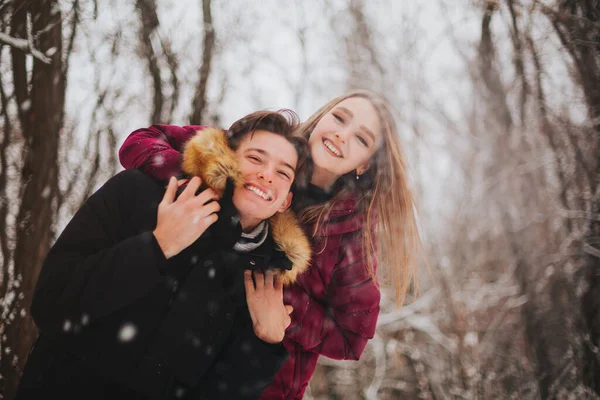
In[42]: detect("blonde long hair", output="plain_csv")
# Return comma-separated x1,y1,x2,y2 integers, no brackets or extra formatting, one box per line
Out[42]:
295,90,421,306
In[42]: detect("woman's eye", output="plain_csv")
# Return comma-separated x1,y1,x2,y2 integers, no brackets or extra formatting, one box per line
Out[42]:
333,113,344,123
248,156,261,163
357,136,368,146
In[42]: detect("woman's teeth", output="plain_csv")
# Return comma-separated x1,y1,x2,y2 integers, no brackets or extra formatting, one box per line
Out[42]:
324,139,342,157
247,185,271,201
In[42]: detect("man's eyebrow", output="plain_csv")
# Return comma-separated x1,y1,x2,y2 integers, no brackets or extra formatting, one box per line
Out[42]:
246,148,296,173
336,107,376,141
280,161,296,173
246,148,267,156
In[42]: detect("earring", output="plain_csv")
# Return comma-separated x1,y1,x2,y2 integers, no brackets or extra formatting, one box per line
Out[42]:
356,171,360,180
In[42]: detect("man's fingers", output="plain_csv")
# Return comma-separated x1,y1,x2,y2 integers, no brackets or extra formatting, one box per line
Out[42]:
264,269,275,289
201,200,221,218
284,305,294,315
244,270,255,295
253,270,265,290
194,187,219,206
161,177,177,205
179,176,202,201
203,213,219,228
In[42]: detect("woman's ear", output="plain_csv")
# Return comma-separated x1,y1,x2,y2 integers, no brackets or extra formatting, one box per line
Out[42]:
357,163,370,177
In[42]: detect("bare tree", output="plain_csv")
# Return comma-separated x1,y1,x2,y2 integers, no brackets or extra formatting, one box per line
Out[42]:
0,1,66,397
136,0,180,123
0,1,126,398
540,1,600,393
189,0,214,125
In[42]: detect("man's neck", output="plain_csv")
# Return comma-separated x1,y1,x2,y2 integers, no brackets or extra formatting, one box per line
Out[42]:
239,215,264,233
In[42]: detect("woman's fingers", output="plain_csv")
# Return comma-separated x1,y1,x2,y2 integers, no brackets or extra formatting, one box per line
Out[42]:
264,269,275,289
253,270,265,290
244,270,255,295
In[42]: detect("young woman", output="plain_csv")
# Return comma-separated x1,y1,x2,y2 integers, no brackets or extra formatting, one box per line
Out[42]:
119,89,422,399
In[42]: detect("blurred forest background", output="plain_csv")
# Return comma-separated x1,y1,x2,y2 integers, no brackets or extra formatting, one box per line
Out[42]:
1,0,599,399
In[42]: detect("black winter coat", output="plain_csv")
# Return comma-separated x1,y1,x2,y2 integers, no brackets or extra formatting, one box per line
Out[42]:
16,152,310,400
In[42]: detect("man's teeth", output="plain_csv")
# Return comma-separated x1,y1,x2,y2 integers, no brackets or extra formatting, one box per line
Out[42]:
324,139,342,157
248,185,271,200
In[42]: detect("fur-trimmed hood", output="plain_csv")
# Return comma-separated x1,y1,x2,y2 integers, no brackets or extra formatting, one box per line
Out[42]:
181,127,311,286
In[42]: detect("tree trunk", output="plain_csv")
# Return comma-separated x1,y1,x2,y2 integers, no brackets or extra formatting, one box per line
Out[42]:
0,0,64,398
189,0,214,125
549,1,600,394
136,0,164,123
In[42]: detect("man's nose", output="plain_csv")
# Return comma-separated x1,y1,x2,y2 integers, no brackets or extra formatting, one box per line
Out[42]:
257,168,274,183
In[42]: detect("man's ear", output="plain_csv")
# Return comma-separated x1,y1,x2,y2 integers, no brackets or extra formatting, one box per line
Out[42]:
277,192,293,213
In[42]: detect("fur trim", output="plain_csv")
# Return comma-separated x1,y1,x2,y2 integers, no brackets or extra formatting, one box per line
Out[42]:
181,128,243,196
181,128,311,285
270,210,312,286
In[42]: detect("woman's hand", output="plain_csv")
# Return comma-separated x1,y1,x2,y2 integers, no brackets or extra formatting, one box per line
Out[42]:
244,269,293,344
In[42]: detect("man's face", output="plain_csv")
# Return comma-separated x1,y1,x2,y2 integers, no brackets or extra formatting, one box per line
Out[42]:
232,129,297,230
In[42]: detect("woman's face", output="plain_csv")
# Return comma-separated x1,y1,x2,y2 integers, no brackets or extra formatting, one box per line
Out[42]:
308,97,383,188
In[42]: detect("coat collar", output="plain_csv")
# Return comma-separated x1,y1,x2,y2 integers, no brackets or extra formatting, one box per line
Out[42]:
181,127,311,285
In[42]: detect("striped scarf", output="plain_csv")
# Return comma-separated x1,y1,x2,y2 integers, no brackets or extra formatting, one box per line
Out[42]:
233,220,268,253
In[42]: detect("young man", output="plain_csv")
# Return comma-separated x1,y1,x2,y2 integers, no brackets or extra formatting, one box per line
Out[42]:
15,111,311,400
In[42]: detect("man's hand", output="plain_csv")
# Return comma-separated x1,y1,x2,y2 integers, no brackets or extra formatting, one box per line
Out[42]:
244,270,293,344
153,176,220,259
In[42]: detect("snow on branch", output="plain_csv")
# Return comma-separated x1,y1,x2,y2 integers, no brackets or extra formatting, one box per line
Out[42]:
0,32,51,64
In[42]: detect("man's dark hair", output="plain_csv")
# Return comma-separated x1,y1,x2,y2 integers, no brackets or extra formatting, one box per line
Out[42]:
227,109,309,188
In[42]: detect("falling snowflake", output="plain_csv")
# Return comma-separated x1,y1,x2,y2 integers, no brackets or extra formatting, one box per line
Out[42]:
153,155,165,166
241,341,252,353
191,337,201,348
41,186,51,199
20,100,31,112
118,323,137,342
464,332,478,346
81,314,89,326
63,320,72,332
208,268,215,279
45,47,57,57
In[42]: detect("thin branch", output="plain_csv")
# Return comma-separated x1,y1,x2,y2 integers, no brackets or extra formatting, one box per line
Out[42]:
159,35,179,122
362,334,387,400
0,44,12,296
0,31,51,64
63,0,80,79
507,0,530,127
583,243,600,259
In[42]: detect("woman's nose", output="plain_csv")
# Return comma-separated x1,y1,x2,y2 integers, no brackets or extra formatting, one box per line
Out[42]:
335,131,346,143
